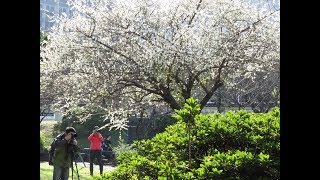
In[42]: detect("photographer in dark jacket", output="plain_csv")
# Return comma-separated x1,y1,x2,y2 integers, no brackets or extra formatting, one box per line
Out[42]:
50,127,80,180
102,134,114,160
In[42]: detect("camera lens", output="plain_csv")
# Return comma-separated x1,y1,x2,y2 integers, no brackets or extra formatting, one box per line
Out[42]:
70,132,77,140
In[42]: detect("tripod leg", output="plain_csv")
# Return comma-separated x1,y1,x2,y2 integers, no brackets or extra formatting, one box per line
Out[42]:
74,161,81,180
77,153,86,167
71,161,74,180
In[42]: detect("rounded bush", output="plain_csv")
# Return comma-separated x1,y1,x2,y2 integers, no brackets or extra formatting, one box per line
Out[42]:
102,106,280,179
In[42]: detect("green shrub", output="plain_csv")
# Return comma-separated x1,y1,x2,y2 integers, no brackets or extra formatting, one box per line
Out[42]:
153,114,178,134
98,98,280,179
40,131,46,151
52,107,84,137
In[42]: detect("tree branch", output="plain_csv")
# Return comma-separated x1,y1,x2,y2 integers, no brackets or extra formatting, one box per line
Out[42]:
199,59,227,110
188,0,203,26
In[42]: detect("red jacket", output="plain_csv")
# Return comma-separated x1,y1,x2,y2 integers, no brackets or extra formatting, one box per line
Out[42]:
88,133,104,150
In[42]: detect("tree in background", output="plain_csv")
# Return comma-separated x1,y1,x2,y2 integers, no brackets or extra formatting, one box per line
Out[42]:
210,69,279,113
40,30,56,124
41,0,279,130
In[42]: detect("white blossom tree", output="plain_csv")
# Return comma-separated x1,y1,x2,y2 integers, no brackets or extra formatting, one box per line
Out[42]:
40,31,57,123
40,0,280,129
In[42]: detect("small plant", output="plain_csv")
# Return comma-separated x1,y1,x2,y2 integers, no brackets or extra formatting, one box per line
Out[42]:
173,97,201,170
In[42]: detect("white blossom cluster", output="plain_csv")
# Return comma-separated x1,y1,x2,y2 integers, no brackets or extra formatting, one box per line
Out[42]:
41,0,279,129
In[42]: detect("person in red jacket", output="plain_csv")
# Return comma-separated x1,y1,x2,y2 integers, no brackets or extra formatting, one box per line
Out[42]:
88,126,104,176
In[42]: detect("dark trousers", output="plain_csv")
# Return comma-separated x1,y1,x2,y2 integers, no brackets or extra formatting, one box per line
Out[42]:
53,165,69,180
89,150,103,175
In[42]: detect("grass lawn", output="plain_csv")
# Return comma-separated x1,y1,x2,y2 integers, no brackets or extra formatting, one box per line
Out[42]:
40,162,113,180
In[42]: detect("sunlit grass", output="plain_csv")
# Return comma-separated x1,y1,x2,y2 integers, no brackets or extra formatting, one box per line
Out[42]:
40,162,116,180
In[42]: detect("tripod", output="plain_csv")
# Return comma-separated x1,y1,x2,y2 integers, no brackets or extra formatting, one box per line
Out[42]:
71,152,80,180
71,151,86,180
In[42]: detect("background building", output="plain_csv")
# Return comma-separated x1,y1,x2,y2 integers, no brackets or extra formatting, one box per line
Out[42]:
40,110,63,121
40,0,72,31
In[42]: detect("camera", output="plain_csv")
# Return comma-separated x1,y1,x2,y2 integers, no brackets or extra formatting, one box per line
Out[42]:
70,132,77,140
94,126,101,133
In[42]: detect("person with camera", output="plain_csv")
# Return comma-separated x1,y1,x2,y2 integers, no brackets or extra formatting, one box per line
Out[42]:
50,126,80,180
88,126,104,176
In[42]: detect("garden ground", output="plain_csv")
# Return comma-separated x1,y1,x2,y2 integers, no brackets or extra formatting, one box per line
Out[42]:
40,162,116,180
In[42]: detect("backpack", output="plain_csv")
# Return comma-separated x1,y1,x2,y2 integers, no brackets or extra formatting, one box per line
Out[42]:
48,133,65,165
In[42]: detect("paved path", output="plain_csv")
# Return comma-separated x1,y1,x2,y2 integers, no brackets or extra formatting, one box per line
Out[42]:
40,161,117,172
74,162,117,172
